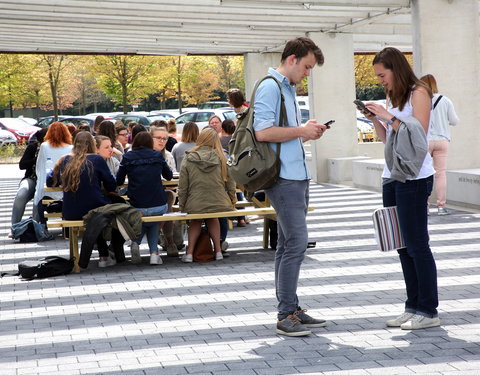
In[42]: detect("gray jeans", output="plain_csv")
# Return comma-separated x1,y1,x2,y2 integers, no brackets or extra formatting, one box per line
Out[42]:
266,178,309,320
11,177,36,225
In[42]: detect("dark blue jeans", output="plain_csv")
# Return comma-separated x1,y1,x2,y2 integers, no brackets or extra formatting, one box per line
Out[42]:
266,178,309,320
383,176,438,317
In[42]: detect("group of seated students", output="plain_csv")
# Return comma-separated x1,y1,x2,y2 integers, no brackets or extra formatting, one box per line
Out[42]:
40,111,245,268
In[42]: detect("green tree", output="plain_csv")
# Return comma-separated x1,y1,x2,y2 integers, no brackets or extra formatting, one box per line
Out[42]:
91,55,158,113
182,57,220,106
215,56,244,92
0,54,31,115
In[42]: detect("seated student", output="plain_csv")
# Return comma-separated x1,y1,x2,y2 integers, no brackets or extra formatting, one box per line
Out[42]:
220,119,235,151
166,118,179,150
95,135,120,176
178,128,236,262
116,132,173,265
115,124,129,153
171,121,199,171
48,132,123,268
97,120,123,162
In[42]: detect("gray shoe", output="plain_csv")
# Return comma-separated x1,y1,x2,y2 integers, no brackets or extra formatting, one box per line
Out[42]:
294,309,327,327
276,315,311,337
130,242,141,264
400,314,440,330
386,312,415,327
438,207,449,215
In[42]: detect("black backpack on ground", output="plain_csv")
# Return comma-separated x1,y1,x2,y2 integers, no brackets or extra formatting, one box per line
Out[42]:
1,256,74,280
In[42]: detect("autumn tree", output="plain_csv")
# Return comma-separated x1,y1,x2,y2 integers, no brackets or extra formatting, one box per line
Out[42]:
181,56,220,106
214,56,244,92
91,55,158,113
0,55,32,116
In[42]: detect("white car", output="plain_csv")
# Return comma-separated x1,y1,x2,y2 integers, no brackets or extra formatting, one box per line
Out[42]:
175,109,236,135
0,127,17,145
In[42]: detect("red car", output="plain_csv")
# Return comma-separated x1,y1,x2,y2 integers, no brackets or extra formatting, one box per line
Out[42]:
0,118,40,143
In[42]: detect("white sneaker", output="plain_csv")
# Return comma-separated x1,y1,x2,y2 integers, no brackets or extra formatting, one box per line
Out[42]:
400,314,440,330
150,253,163,265
130,242,141,264
221,240,229,252
386,312,415,327
181,253,193,263
98,256,116,268
215,251,223,261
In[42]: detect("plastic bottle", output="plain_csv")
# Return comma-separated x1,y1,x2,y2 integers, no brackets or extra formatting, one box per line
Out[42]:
45,157,54,176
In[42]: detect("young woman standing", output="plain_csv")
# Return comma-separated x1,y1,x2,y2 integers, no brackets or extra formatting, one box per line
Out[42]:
363,47,439,330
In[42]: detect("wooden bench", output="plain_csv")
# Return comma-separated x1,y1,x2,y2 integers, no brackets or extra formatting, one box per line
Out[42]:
47,207,278,273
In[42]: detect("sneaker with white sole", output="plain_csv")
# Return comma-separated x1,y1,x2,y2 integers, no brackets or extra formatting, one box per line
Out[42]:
276,314,311,337
438,207,449,216
386,312,415,327
400,314,440,330
150,253,163,265
181,253,193,263
221,240,229,253
215,252,223,260
98,256,116,268
294,309,327,328
130,242,141,264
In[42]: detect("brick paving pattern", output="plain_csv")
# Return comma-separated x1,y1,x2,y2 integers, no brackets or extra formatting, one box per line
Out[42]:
1,164,479,375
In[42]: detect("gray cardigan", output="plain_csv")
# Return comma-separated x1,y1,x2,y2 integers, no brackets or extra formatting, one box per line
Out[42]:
384,116,428,183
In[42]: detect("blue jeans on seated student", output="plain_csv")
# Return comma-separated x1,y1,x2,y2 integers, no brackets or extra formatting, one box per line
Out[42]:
382,176,438,318
135,204,168,253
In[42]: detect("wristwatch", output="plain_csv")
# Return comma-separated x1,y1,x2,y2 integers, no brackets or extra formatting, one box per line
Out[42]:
386,116,397,125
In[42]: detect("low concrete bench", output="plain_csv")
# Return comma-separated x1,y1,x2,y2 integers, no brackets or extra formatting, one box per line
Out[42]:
352,158,385,192
47,207,277,273
446,169,480,210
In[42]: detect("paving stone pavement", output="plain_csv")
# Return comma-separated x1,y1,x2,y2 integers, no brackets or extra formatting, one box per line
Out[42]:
1,163,479,375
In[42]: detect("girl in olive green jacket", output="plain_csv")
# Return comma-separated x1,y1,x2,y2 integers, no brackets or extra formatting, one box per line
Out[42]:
178,128,236,262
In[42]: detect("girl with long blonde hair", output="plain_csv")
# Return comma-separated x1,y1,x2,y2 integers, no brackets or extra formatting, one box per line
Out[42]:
178,127,236,262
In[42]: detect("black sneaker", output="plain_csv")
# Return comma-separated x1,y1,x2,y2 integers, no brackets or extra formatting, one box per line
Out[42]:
276,314,311,337
294,309,327,327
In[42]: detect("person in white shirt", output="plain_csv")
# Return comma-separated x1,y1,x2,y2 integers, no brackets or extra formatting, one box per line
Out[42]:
420,74,459,215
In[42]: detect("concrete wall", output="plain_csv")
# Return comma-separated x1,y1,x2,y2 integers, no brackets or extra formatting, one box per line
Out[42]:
412,0,480,171
243,52,281,100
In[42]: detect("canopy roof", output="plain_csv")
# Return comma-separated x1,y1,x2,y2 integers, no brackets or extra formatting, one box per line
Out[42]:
0,0,417,55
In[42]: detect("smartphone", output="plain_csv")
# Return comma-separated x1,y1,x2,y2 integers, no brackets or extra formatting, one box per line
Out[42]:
353,99,373,115
324,120,335,127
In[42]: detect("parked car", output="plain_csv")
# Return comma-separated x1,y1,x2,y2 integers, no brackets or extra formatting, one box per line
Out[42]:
59,116,95,128
198,101,230,109
112,113,174,128
0,124,18,145
299,107,310,125
17,116,37,126
175,109,236,135
0,118,40,143
35,115,69,128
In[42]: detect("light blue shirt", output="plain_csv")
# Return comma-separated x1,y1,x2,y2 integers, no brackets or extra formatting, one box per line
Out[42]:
253,68,309,180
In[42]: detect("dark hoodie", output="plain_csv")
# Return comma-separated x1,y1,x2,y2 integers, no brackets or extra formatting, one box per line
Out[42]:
116,147,173,208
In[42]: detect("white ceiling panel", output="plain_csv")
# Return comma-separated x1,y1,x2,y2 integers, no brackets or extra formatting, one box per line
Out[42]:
0,0,438,55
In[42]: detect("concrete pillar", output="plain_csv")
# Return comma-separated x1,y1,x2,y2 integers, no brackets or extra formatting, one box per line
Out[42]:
243,52,281,101
412,0,480,169
308,32,357,183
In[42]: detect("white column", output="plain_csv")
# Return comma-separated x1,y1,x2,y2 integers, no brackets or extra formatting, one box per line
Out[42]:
412,0,480,169
308,32,357,183
243,52,281,101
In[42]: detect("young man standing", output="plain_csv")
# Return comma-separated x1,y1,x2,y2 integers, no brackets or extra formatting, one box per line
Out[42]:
253,37,328,337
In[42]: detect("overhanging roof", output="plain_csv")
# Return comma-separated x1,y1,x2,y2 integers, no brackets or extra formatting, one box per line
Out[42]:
0,0,421,55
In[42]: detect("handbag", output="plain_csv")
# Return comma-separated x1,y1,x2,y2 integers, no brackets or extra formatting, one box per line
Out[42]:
192,232,214,262
372,206,405,252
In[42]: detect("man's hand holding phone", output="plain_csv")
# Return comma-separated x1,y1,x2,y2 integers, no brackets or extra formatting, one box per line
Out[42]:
303,119,329,141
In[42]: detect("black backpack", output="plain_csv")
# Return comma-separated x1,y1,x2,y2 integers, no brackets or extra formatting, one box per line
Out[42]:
4,256,75,280
227,75,287,194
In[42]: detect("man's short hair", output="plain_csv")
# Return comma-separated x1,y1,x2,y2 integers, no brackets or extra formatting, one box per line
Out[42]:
281,37,324,66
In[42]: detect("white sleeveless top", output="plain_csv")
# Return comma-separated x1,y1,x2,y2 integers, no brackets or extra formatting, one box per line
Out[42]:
382,94,435,180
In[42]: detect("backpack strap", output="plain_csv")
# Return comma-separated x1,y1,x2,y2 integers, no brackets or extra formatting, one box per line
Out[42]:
433,95,443,109
249,75,287,160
